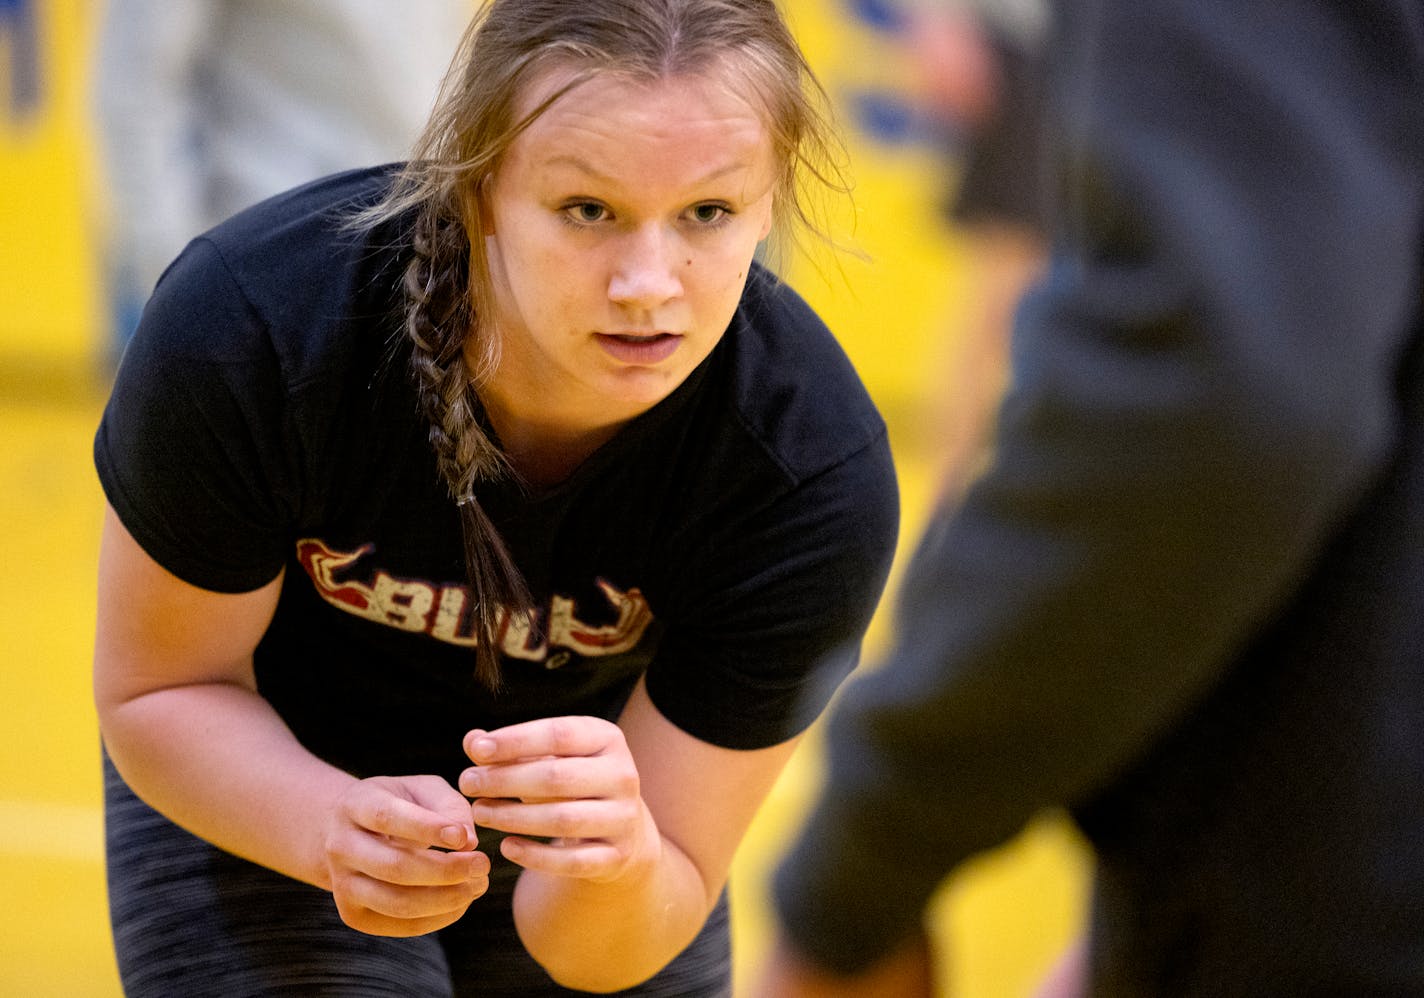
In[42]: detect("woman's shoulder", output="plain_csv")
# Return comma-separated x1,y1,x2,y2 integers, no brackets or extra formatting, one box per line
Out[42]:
202,163,408,316
203,164,404,266
136,165,409,383
725,263,889,482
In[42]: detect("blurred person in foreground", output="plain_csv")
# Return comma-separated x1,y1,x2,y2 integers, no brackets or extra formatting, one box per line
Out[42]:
755,0,1424,995
91,0,471,356
91,1,899,994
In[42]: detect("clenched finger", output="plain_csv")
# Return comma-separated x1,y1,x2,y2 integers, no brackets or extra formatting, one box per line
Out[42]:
469,797,635,840
459,754,634,802
497,836,631,881
347,791,474,849
342,869,489,921
464,716,620,764
335,834,491,888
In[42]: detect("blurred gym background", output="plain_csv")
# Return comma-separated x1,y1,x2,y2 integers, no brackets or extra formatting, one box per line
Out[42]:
0,1,1089,993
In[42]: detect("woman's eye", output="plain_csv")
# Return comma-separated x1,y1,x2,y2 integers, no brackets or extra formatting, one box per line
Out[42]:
691,204,729,224
565,202,607,224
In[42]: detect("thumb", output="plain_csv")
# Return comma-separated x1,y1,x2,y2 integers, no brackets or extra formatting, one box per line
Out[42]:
404,775,479,849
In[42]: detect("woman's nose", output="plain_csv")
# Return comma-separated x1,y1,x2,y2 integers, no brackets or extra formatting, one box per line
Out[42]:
607,226,682,308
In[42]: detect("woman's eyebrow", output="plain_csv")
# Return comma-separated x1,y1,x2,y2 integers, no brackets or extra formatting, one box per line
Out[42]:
542,153,753,187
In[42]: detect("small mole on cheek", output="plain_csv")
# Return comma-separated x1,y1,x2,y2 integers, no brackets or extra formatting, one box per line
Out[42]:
685,258,693,267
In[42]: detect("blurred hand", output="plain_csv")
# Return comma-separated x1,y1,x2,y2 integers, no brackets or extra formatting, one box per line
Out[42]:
750,929,937,998
459,716,659,884
322,774,489,936
1032,937,1089,998
904,6,1002,127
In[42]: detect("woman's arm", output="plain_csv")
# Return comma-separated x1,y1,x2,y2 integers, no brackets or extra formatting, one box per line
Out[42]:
94,503,489,936
458,677,800,992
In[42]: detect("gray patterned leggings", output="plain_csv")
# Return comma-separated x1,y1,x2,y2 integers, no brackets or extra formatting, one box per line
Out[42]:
103,753,732,997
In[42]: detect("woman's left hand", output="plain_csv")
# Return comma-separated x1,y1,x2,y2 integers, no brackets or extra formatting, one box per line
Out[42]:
458,716,660,884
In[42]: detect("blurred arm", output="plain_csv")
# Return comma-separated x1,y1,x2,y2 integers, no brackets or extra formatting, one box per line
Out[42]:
774,0,1424,974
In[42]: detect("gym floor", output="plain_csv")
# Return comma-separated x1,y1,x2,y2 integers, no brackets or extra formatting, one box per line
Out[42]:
0,2,1088,994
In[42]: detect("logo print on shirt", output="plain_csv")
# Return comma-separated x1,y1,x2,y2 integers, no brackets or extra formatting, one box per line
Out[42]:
296,538,654,664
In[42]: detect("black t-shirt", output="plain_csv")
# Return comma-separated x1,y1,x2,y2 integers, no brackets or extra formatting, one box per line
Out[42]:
95,166,899,783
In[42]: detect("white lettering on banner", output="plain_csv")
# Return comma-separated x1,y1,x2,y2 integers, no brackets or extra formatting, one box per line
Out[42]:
296,538,655,661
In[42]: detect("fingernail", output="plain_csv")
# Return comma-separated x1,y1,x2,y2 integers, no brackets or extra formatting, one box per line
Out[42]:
440,825,466,849
473,737,496,759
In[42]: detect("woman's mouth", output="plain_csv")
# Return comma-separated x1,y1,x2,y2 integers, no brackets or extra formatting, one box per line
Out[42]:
594,331,683,365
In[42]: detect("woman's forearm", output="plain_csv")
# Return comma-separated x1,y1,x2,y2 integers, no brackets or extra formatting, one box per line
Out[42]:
511,806,714,992
99,680,356,890
462,698,788,989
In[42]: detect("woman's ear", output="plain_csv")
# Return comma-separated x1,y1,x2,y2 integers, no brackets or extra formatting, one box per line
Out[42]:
756,189,776,242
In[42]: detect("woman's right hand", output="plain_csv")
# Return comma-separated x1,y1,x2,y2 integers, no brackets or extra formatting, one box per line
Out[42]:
94,505,489,937
323,774,491,937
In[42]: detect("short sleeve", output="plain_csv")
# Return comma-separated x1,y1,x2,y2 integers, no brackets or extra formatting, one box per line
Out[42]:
643,431,899,750
94,237,296,593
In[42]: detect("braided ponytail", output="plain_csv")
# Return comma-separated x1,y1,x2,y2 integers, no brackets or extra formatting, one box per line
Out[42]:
404,205,531,688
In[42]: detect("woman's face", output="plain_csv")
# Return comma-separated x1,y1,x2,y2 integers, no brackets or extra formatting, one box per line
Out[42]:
479,63,779,435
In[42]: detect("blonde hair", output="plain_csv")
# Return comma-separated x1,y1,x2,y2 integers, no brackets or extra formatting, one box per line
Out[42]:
356,0,847,687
